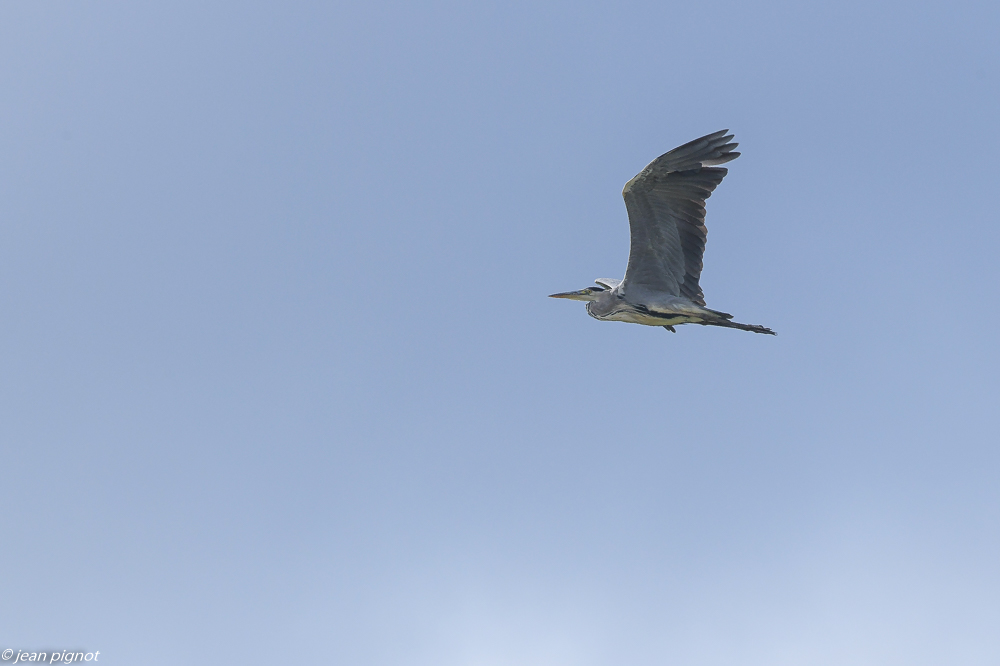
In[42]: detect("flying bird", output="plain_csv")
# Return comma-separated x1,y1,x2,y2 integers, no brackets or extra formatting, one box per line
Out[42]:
550,130,775,335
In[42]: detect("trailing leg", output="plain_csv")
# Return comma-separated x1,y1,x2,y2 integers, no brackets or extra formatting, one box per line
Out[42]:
706,319,776,335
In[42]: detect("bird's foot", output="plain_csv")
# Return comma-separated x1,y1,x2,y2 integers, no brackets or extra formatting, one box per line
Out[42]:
663,325,676,333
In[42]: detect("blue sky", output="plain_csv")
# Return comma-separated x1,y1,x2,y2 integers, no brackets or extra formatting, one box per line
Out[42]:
2,1,999,664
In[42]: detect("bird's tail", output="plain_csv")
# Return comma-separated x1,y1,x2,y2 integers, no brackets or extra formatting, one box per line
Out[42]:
704,319,776,335
705,307,734,319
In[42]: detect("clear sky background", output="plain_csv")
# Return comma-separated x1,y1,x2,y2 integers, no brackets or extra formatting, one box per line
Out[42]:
2,1,998,665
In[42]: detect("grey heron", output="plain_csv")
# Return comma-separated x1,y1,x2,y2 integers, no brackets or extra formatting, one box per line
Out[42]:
550,130,775,335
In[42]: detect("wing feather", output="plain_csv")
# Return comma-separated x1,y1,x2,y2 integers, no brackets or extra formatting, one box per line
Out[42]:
621,130,739,306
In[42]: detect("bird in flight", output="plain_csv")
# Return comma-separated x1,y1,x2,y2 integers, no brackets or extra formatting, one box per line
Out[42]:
550,130,775,335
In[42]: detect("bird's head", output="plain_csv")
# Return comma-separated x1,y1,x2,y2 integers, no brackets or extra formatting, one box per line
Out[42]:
548,285,607,301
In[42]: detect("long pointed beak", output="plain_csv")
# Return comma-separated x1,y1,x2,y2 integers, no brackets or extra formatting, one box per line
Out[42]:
548,289,594,301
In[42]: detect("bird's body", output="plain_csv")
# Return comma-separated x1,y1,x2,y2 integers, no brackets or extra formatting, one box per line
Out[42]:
550,130,775,336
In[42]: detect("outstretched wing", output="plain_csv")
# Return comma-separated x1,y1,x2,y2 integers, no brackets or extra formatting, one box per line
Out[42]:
620,130,739,306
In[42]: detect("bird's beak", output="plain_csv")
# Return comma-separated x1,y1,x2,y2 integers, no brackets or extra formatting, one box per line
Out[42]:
548,289,595,301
